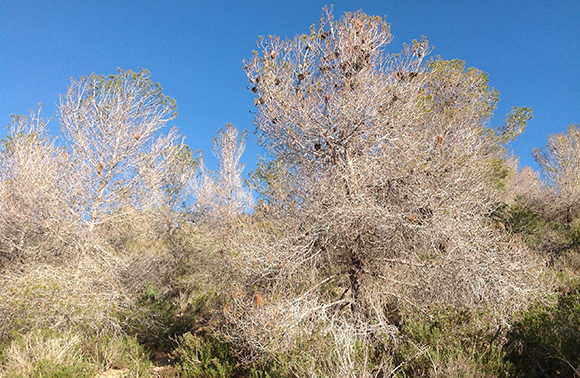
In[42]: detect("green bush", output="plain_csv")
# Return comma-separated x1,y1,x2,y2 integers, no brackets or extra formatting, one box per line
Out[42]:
503,202,545,236
173,332,239,378
173,332,288,378
247,361,288,378
128,281,178,349
395,308,510,377
121,280,215,354
569,218,580,247
505,280,580,377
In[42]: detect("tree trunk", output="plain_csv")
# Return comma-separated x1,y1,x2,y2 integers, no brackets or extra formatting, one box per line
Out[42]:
348,235,365,317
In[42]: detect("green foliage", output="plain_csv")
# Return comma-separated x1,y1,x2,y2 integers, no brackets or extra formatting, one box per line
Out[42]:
32,360,93,378
425,58,499,121
491,158,515,189
122,281,179,351
569,218,580,246
80,68,177,119
395,308,510,377
504,202,544,235
174,332,239,378
0,273,108,349
497,195,580,256
173,332,288,377
486,108,533,189
284,329,338,376
5,358,95,378
247,361,288,378
505,280,580,378
494,199,546,243
162,143,199,210
497,107,533,145
247,157,295,209
121,279,215,355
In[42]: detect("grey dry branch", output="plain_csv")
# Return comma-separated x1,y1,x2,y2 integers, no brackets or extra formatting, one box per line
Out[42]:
59,69,179,230
0,109,77,266
194,124,253,223
222,9,546,373
534,124,580,222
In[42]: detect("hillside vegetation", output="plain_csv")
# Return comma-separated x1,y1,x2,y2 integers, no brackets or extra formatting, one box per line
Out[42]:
1,9,579,378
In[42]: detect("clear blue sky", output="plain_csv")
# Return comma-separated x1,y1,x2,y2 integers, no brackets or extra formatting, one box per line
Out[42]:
1,0,579,173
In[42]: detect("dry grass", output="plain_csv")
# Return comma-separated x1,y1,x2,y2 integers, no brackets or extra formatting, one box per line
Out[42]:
0,330,89,377
0,257,126,343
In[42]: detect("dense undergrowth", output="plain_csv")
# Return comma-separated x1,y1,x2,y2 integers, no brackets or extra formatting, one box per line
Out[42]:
1,219,578,377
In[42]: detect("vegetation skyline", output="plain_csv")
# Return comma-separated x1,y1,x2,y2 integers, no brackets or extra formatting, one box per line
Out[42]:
1,0,578,173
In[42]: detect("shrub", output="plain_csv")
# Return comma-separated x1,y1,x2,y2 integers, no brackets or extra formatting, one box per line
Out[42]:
505,280,580,377
174,332,242,378
81,335,152,377
0,262,125,350
395,307,511,378
173,332,288,378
